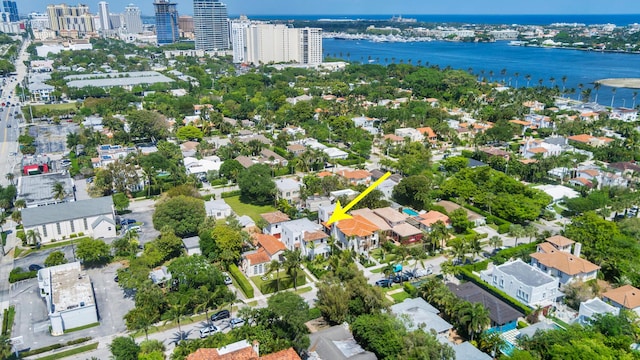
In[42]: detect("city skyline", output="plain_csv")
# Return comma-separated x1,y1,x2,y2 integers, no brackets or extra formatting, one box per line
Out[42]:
19,1,640,17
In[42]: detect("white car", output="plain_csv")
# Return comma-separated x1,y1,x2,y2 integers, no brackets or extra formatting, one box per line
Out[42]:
414,268,433,278
199,325,219,338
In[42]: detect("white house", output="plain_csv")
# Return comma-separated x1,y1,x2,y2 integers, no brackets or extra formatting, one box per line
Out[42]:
391,298,452,335
323,147,349,160
204,199,232,220
281,218,329,259
611,107,638,122
184,156,222,176
182,236,201,256
242,233,287,277
533,184,580,204
480,259,561,308
530,240,600,287
602,285,640,316
394,128,424,142
578,298,619,324
22,197,116,244
352,116,376,128
275,178,303,205
260,211,291,238
37,262,98,336
331,215,380,256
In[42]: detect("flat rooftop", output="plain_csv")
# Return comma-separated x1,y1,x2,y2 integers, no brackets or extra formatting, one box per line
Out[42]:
18,172,74,207
44,262,95,313
65,71,174,88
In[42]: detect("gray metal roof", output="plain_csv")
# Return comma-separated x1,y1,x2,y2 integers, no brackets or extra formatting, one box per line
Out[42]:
65,71,173,89
23,196,114,227
448,282,523,326
391,298,452,333
308,324,377,360
182,236,200,250
91,215,115,229
497,260,557,287
453,342,492,360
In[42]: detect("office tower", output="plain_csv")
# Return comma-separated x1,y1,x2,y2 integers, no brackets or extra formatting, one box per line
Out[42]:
239,22,323,66
178,15,193,32
2,1,18,22
230,16,250,63
110,13,123,30
154,0,179,45
47,4,95,36
98,1,111,35
124,4,143,34
29,13,50,31
193,0,229,51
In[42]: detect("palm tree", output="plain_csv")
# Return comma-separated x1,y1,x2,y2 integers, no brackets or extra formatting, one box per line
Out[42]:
431,221,450,250
267,260,282,292
0,334,13,359
561,75,568,95
525,74,531,87
488,235,503,250
5,173,14,186
593,82,601,103
524,224,538,244
611,87,617,108
633,91,638,108
165,298,188,333
52,182,66,201
194,286,216,326
26,229,41,247
514,72,520,88
11,210,21,225
577,83,584,100
508,224,525,246
467,235,483,259
14,199,25,209
283,249,303,290
458,302,490,341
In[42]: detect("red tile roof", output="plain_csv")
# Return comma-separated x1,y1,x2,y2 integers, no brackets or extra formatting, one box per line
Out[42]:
244,248,271,265
603,285,640,310
419,210,450,227
253,233,286,256
336,215,379,237
187,346,300,360
260,211,291,224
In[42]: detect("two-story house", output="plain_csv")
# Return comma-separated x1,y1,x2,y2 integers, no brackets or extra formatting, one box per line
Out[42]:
241,233,287,277
275,178,303,206
602,285,640,316
336,169,372,186
417,210,451,231
281,218,325,254
331,215,380,256
480,259,561,308
530,238,600,287
260,211,291,238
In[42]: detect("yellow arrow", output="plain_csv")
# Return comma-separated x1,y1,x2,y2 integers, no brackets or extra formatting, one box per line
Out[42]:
327,171,391,225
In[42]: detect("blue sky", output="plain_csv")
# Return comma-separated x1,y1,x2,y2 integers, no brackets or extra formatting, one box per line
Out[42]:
21,0,640,17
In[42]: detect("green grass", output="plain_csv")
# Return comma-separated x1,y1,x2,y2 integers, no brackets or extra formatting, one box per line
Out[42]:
294,286,312,295
251,272,306,294
246,300,258,307
224,196,276,222
370,267,383,273
35,343,99,360
12,247,23,258
390,291,411,303
20,237,90,257
30,103,77,112
549,316,570,329
64,322,99,334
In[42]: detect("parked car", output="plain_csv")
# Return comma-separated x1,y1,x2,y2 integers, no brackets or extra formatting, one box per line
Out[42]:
211,309,230,322
375,279,393,287
120,218,136,226
28,264,42,272
413,268,433,278
229,318,245,328
393,274,411,283
127,225,141,233
199,325,219,338
222,272,232,285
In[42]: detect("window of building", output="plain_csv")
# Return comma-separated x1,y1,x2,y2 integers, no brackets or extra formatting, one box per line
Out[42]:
83,218,88,231
70,220,75,233
56,222,61,235
499,279,504,288
42,225,47,237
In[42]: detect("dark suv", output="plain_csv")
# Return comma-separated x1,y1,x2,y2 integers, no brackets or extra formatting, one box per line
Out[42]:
211,309,230,322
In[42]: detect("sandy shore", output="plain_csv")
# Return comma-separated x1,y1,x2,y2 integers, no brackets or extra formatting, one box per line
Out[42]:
596,78,640,88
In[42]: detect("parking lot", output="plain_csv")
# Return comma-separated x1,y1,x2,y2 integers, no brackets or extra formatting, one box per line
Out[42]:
10,262,134,351
123,199,160,246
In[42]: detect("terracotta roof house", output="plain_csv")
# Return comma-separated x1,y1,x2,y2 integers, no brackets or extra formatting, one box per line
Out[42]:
545,235,575,252
187,340,300,360
531,240,599,286
602,285,640,315
390,223,422,244
418,210,451,230
382,134,404,143
332,215,380,255
480,147,511,161
435,200,486,226
350,208,392,232
336,169,372,186
242,234,287,277
286,144,306,156
260,211,291,238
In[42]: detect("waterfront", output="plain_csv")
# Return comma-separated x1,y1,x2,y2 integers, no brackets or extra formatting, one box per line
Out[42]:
324,38,640,107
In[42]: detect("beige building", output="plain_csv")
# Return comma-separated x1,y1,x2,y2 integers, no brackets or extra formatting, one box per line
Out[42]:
47,4,95,36
237,23,322,65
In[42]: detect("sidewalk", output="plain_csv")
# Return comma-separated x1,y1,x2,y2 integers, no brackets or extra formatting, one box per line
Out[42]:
0,219,19,314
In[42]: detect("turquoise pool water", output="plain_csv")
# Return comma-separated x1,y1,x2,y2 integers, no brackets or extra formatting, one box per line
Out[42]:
403,208,419,216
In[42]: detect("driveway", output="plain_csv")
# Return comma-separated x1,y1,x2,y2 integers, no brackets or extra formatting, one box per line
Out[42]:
123,199,160,246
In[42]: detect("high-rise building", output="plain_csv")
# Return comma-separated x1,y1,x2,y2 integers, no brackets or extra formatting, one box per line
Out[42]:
178,15,194,38
2,1,18,22
193,0,229,51
123,4,142,34
98,1,111,35
29,13,50,31
154,0,179,45
230,16,250,63
236,21,323,66
47,4,95,36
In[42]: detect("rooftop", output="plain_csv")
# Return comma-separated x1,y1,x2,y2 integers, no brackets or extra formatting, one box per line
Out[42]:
350,208,392,231
391,298,452,333
602,285,640,309
531,249,600,276
372,207,408,223
18,172,75,207
308,324,377,360
391,223,422,237
419,210,450,227
336,215,379,237
260,211,291,224
65,71,174,88
253,233,286,256
23,196,113,228
447,282,523,325
545,235,576,248
38,262,94,314
275,178,302,191
182,236,200,250
495,259,557,287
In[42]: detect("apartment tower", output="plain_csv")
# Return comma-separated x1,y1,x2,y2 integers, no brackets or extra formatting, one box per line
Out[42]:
154,0,179,45
98,1,111,35
193,0,229,51
124,4,143,34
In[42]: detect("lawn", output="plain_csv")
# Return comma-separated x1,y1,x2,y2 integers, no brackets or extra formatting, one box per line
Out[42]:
224,196,276,222
251,272,306,294
390,291,411,303
30,103,77,112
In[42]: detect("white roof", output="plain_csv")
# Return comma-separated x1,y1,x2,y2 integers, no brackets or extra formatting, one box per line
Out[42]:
323,147,348,158
275,178,302,192
534,184,580,202
205,199,231,214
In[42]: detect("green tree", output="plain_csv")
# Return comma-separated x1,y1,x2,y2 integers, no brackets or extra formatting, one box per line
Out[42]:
457,301,490,341
450,208,471,233
127,110,168,140
283,248,303,290
443,156,469,173
391,175,433,210
44,251,68,267
52,181,66,201
489,235,503,250
112,193,130,213
0,335,12,360
237,164,276,205
316,281,350,324
219,159,244,182
267,292,311,351
76,238,112,266
26,229,41,246
176,125,203,141
109,336,140,360
351,313,405,359
124,307,157,341
267,260,283,293
152,195,205,237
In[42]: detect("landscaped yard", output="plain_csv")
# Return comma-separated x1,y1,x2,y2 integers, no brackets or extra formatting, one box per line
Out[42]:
225,196,276,222
30,102,77,112
251,272,306,294
390,290,411,303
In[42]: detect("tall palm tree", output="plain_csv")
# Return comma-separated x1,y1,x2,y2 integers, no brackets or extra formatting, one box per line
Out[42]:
5,173,14,186
561,75,568,95
14,199,25,210
267,260,282,292
525,74,531,87
165,298,188,333
194,286,216,326
514,72,520,88
633,91,638,108
52,182,66,201
509,224,525,246
26,229,41,247
593,82,601,103
488,235,503,250
458,302,490,341
524,224,538,244
283,249,303,290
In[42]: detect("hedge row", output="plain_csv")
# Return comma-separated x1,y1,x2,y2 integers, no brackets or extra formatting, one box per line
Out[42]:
228,264,254,298
460,259,490,273
2,306,14,335
459,268,532,315
464,204,511,226
221,190,241,198
19,337,92,357
492,242,538,265
9,268,37,283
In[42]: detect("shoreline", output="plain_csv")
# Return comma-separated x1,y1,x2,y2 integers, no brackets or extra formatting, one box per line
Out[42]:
595,78,640,89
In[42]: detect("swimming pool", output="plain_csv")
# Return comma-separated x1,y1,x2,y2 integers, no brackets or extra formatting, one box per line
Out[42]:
403,208,419,216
